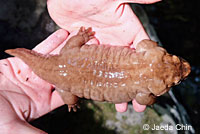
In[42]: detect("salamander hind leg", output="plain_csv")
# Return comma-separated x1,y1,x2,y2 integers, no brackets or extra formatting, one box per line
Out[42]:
135,92,156,105
56,88,80,112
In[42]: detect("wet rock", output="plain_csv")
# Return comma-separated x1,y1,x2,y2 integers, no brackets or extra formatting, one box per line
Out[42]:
0,0,58,59
86,101,174,134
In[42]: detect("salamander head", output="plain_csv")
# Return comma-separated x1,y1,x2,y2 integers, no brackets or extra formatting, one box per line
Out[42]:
147,54,191,96
135,40,191,96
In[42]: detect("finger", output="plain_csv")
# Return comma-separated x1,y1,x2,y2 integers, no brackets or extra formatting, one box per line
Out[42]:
132,99,146,112
50,90,64,111
130,27,149,49
0,120,47,134
115,103,128,112
0,94,47,134
33,29,69,54
118,0,161,4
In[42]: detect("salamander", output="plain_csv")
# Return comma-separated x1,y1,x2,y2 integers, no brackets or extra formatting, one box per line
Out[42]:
5,27,191,111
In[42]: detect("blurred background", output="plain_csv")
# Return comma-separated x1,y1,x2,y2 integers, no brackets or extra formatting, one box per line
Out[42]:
0,0,199,134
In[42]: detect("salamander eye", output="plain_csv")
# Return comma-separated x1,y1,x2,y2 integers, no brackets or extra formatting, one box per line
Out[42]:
174,76,181,85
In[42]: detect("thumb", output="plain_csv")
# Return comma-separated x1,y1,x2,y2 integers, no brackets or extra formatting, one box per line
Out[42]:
33,29,69,54
0,120,47,134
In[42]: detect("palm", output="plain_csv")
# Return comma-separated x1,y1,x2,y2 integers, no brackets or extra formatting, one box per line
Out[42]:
0,29,68,134
47,0,160,112
0,0,160,133
47,0,155,47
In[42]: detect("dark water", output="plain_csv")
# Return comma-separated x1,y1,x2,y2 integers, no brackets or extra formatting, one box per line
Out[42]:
131,2,200,133
0,0,200,134
141,1,200,133
173,67,200,133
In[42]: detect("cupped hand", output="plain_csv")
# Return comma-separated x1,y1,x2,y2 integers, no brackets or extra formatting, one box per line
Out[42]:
0,1,161,133
0,29,69,134
47,0,160,112
0,29,143,134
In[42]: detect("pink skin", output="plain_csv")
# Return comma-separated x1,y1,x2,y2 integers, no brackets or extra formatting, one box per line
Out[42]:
47,0,161,47
0,0,160,133
47,0,160,112
0,29,68,134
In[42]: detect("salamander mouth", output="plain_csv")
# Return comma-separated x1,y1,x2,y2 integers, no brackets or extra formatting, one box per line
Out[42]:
149,87,171,97
157,88,169,96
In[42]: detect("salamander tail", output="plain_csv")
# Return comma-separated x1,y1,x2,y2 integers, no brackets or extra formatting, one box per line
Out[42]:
5,48,46,68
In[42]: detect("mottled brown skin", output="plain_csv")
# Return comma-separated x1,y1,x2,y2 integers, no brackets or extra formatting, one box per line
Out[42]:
5,27,191,111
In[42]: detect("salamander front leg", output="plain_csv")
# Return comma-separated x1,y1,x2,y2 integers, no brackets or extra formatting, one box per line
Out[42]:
135,92,156,105
56,88,80,112
60,27,95,54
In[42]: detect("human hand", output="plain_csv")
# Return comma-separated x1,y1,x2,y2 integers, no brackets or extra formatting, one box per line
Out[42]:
47,0,161,112
0,29,69,134
0,28,145,134
0,0,161,133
